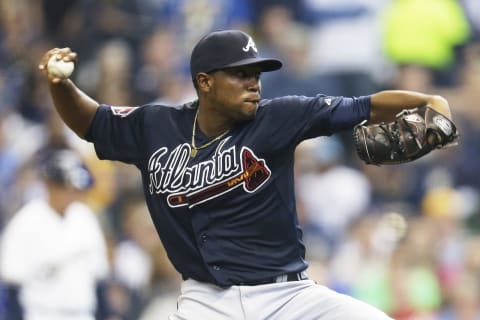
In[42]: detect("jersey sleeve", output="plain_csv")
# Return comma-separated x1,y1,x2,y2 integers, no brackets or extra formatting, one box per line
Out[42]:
85,105,146,165
0,215,31,284
264,94,370,147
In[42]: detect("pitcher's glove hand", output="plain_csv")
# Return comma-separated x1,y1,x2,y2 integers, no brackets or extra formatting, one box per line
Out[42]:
353,106,459,165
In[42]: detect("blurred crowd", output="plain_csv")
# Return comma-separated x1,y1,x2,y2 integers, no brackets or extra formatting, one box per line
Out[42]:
1,0,480,319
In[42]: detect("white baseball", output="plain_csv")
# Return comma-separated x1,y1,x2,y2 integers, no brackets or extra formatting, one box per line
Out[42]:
47,55,74,79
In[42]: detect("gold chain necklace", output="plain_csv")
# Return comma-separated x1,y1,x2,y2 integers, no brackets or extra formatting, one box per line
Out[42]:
190,108,230,158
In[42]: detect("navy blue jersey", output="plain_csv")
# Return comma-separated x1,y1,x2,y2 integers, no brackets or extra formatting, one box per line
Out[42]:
85,94,370,286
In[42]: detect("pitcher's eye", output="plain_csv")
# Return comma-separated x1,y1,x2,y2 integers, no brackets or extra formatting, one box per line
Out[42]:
237,70,261,80
235,70,246,78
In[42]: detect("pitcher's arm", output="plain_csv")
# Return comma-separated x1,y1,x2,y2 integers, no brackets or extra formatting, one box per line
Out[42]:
39,48,99,138
369,90,451,123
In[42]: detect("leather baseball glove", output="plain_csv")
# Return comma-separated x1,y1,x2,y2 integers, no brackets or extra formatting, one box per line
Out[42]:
353,106,458,165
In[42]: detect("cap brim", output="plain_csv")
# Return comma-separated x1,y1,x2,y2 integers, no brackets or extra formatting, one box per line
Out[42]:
222,57,282,72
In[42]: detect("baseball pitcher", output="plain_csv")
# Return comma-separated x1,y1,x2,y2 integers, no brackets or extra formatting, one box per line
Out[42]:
38,30,457,319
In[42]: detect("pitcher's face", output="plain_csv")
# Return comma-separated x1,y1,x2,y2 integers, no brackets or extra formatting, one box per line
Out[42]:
208,65,262,122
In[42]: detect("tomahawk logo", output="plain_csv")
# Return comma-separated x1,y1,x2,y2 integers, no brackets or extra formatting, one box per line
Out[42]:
242,36,258,53
111,106,139,117
147,139,271,208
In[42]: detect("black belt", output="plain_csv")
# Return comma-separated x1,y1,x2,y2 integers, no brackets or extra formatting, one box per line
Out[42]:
238,271,308,286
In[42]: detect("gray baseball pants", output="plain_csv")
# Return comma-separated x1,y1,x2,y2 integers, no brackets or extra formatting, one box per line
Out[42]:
169,278,393,320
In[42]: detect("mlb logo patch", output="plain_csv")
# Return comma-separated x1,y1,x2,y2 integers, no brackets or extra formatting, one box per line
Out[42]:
111,106,139,117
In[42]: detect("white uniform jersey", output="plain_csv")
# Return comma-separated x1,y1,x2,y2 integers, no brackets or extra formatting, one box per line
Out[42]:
0,199,109,320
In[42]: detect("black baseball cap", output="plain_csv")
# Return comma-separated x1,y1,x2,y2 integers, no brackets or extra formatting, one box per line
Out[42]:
190,30,282,80
40,149,94,191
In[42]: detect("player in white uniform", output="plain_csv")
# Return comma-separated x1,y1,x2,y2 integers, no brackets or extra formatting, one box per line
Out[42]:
0,149,109,320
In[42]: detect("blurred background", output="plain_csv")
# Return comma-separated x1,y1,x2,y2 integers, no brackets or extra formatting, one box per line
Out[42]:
0,0,479,319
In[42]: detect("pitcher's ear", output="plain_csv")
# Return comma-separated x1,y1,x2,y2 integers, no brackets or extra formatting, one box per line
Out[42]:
196,73,213,93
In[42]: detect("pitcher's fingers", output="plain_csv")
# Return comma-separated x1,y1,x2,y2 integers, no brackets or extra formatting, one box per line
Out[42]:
64,52,77,63
38,48,60,69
